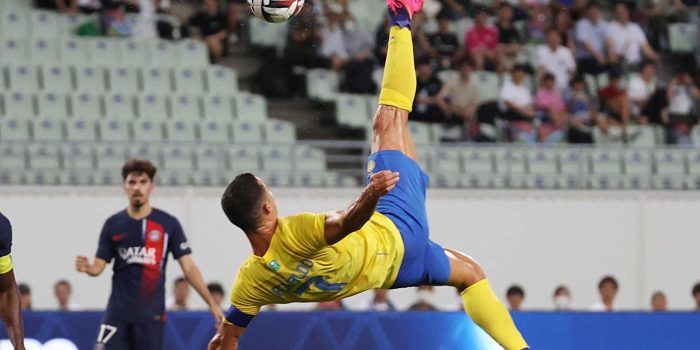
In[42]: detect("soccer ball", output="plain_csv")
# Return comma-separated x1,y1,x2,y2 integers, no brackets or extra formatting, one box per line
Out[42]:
248,0,305,23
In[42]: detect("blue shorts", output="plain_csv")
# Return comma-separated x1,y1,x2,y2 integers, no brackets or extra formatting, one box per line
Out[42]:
96,318,164,350
366,150,451,288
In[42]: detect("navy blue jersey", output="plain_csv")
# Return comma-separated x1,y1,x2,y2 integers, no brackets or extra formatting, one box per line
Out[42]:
96,208,191,322
0,212,12,257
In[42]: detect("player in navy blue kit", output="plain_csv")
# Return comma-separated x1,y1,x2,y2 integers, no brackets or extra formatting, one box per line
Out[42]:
0,213,25,350
76,159,224,350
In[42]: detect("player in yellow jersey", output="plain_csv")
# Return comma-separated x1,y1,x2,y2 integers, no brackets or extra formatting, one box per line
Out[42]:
0,213,25,350
209,0,529,349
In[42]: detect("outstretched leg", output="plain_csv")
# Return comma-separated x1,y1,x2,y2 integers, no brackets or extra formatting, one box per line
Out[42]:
445,248,529,350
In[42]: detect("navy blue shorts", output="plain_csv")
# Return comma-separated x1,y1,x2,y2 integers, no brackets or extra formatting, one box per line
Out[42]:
96,318,164,350
366,150,451,288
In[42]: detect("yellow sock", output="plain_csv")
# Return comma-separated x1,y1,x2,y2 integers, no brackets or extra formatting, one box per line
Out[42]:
462,279,529,350
378,26,416,112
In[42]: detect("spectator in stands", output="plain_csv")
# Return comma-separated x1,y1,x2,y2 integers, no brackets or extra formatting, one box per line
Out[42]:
495,2,525,73
226,0,248,45
566,75,598,143
598,68,631,129
500,64,537,143
535,73,568,142
412,58,450,123
428,10,460,70
553,285,572,310
35,0,78,13
340,14,377,94
536,28,577,93
18,283,31,311
320,3,350,71
692,282,700,310
408,285,438,311
590,275,618,311
54,280,80,311
188,0,229,63
412,12,437,60
366,289,396,311
167,277,190,311
279,2,325,96
574,1,608,75
207,282,225,311
554,8,576,52
525,3,550,44
374,17,391,65
506,285,525,311
667,69,700,144
651,291,667,311
465,7,499,71
628,61,668,125
437,60,480,139
606,2,659,70
315,300,345,311
438,0,470,19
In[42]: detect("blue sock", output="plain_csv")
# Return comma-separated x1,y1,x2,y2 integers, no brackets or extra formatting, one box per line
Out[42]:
388,6,411,29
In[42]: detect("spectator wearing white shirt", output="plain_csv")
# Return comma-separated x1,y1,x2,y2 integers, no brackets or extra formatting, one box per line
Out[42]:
667,70,700,144
605,2,659,69
590,275,618,312
574,2,608,75
54,280,82,311
319,3,349,71
535,28,576,92
628,61,663,123
500,64,537,143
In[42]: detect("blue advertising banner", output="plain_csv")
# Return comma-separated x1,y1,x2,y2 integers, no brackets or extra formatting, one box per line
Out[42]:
1,311,699,349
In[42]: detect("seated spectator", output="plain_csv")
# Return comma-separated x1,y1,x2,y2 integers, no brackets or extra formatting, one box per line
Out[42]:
167,277,190,311
408,285,438,311
54,280,80,311
226,0,249,45
525,4,550,44
536,28,577,93
411,12,437,60
366,289,396,311
554,8,576,52
207,282,225,310
566,76,598,143
438,0,470,19
495,2,524,73
427,10,460,70
437,60,480,138
464,7,499,71
411,58,449,123
535,73,568,143
320,3,349,71
651,291,667,311
692,282,700,310
628,61,668,125
35,0,78,13
278,2,325,96
341,16,377,94
188,0,229,63
598,69,630,129
575,2,609,75
506,285,525,311
590,275,618,311
315,300,345,311
374,17,390,65
667,70,700,144
19,283,31,311
500,64,537,143
553,285,572,310
606,2,659,70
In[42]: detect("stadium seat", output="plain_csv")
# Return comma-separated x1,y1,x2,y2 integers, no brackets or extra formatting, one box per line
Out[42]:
170,94,202,120
3,92,35,118
408,122,432,144
626,126,657,146
75,66,107,93
205,67,239,94
437,70,460,86
651,175,685,190
165,120,198,143
583,74,598,95
234,93,267,121
262,147,293,172
192,170,224,186
325,172,359,188
0,10,29,40
0,38,29,64
430,173,462,189
28,144,61,170
494,148,527,174
0,169,24,185
669,23,697,53
133,120,164,142
335,94,369,128
37,92,69,119
415,149,432,172
526,149,558,174
295,147,326,171
94,144,128,171
294,172,326,188
306,69,339,101
623,149,652,175
32,119,64,141
458,173,491,189
148,40,178,67
0,119,31,141
453,18,474,46
559,174,585,189
108,67,140,94
173,68,205,94
495,174,529,189
41,65,73,92
62,144,94,170
60,171,93,186
98,119,131,142
130,144,161,167
472,71,500,102
136,94,168,120
24,169,62,185
198,120,231,143
462,148,494,174
195,146,225,171
118,40,149,67
5,64,40,92
105,93,136,120
58,38,89,64
621,174,651,190
589,174,623,190
88,38,120,66
258,171,293,187
263,119,296,143
65,119,98,142
71,93,103,120
142,67,173,93
431,148,462,173
93,169,122,185
178,40,208,67
162,145,195,170
228,147,261,173
0,144,27,170
202,95,235,121
249,18,287,49
558,148,587,175
687,151,700,175
654,150,686,176
525,174,559,189
157,170,193,186
590,149,623,175
29,38,59,65
593,126,625,145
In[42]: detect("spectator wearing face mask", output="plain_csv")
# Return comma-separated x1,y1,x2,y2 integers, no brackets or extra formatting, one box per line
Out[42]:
553,285,572,310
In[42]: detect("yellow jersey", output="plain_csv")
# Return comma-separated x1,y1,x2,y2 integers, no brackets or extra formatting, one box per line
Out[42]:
229,212,404,316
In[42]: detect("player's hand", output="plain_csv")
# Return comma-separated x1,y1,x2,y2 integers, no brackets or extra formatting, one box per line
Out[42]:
75,256,91,273
369,171,400,197
208,333,223,350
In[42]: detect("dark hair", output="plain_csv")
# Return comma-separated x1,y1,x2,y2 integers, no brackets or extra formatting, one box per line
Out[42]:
541,72,556,83
174,277,187,286
570,75,586,87
506,285,525,297
473,6,489,16
651,290,665,299
497,2,512,10
122,158,157,182
587,1,601,11
513,64,532,74
553,285,569,296
640,60,655,70
221,173,266,233
207,282,225,295
692,282,700,296
18,283,30,295
54,279,71,290
545,27,560,36
598,276,619,290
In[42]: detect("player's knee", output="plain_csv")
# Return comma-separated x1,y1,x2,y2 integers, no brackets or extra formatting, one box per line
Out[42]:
446,248,487,291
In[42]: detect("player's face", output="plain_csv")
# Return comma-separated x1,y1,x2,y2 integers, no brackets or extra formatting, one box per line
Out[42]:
123,173,154,208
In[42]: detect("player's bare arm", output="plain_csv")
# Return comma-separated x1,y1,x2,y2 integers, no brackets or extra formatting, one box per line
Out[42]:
0,270,25,350
177,255,225,325
324,170,400,245
75,256,108,277
208,322,245,350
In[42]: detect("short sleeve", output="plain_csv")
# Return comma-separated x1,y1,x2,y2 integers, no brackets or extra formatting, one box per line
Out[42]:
229,270,262,317
168,218,192,259
95,219,114,262
634,25,648,44
0,214,12,257
279,213,327,255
